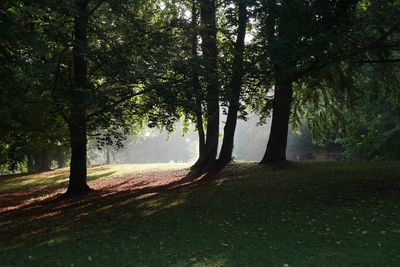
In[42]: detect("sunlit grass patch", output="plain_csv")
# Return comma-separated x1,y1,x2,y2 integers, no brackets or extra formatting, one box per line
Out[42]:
0,163,190,193
0,162,399,266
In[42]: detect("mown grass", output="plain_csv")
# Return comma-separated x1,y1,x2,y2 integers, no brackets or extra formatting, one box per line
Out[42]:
0,163,189,193
0,162,399,266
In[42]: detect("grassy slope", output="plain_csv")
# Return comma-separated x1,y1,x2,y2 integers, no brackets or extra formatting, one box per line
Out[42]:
0,163,189,193
0,162,399,266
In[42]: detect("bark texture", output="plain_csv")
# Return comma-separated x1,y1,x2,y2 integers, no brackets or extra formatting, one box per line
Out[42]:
66,0,91,195
198,0,220,170
260,77,293,163
218,1,248,165
260,1,294,163
190,0,207,169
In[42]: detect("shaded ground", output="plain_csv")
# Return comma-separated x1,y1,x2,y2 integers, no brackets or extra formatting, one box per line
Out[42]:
0,162,400,266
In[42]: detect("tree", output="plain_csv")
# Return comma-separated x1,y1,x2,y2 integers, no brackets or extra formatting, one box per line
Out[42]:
64,0,91,195
0,0,70,173
196,0,220,170
258,0,400,163
295,58,400,160
218,0,249,166
1,0,183,194
190,0,207,169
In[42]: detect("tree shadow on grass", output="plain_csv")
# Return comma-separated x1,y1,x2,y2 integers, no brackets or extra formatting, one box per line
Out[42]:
0,170,117,212
0,167,205,228
0,172,31,182
1,163,400,266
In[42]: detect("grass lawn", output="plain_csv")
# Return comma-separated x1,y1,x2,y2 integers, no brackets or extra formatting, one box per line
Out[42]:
0,162,399,266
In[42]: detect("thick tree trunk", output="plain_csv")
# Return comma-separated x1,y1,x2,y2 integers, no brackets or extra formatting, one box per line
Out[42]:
260,77,293,163
66,0,91,195
198,0,220,170
259,0,294,163
68,117,90,194
39,149,52,172
190,0,207,169
218,1,247,165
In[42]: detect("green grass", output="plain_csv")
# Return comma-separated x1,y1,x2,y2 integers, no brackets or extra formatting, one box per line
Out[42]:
1,162,400,266
0,163,189,193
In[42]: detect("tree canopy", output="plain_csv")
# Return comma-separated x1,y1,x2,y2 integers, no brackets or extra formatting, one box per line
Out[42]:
1,0,399,194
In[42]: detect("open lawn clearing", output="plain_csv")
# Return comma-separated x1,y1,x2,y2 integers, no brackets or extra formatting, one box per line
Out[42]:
0,162,399,266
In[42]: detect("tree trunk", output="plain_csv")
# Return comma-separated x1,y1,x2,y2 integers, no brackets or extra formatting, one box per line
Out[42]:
190,0,207,169
56,149,66,168
66,0,91,195
27,153,35,173
198,0,219,170
105,147,111,165
260,0,294,164
196,112,206,155
39,149,52,172
260,77,293,163
192,110,207,168
218,1,247,165
33,152,41,172
68,117,90,194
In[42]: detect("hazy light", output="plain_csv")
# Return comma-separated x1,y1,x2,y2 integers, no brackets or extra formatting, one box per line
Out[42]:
160,1,166,10
184,10,191,19
88,113,332,164
245,33,254,44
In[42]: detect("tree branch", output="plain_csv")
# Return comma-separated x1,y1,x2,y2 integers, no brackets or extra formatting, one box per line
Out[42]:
88,0,106,16
295,21,400,80
86,88,151,119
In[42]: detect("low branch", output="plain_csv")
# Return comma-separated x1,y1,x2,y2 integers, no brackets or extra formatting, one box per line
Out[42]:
295,22,400,80
86,88,151,119
88,0,105,15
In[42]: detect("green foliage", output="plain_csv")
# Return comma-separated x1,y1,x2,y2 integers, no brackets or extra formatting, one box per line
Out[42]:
340,89,400,160
294,56,400,160
0,1,69,171
279,0,400,160
1,0,400,169
1,0,189,171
